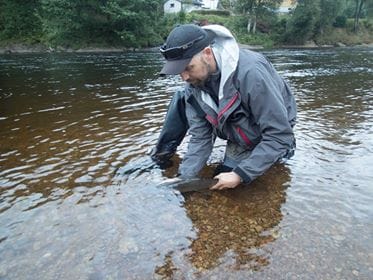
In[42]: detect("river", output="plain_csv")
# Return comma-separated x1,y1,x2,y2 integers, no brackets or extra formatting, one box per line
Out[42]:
0,48,372,279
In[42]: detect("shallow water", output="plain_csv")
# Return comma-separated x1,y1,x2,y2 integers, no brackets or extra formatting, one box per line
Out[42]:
0,48,372,279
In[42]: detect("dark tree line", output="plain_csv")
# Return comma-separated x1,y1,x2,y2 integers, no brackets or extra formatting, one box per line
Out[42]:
0,0,372,48
227,0,372,44
0,0,165,48
283,0,372,44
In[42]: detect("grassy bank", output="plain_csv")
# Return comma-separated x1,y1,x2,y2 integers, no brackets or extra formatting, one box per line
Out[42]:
314,25,373,46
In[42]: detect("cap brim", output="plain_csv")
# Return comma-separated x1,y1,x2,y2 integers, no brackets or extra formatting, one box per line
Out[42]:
160,57,192,75
159,29,216,76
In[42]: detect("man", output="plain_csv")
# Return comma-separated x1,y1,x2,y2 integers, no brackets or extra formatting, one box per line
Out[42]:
155,24,297,190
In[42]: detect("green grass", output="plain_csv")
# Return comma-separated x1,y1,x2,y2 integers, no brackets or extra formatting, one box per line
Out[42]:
315,22,373,46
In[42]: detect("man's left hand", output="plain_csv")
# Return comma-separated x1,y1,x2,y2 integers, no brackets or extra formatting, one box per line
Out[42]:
210,171,241,190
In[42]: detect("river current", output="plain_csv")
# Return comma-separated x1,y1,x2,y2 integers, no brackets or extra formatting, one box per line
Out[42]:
0,48,372,279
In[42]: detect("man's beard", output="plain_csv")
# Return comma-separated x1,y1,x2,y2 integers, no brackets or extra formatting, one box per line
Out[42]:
189,78,206,88
188,58,212,88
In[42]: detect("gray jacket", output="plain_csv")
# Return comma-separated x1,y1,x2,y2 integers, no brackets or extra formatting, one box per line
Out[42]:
179,49,297,183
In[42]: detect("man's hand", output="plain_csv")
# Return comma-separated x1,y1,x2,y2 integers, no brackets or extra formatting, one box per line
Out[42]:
210,171,242,190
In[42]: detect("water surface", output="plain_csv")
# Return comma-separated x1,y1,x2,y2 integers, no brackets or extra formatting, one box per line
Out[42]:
0,48,372,279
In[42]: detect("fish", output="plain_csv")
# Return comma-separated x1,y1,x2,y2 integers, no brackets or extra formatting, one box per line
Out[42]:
159,178,218,193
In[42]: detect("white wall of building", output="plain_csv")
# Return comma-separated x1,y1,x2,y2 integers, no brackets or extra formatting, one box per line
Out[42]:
164,0,182,13
164,0,219,14
277,0,297,13
201,0,219,10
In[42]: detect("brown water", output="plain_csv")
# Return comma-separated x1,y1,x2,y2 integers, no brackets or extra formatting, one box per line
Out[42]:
0,48,372,279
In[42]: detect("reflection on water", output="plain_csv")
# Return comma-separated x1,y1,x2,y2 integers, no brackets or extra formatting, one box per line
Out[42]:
155,165,290,278
186,165,289,271
0,48,372,279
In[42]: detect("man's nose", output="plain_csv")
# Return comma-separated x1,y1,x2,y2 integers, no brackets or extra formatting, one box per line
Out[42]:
180,71,189,81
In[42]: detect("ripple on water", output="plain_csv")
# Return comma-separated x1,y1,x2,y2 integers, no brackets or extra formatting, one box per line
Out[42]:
0,49,372,279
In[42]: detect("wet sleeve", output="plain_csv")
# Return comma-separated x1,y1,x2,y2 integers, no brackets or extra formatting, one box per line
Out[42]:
151,89,189,163
178,98,214,178
233,61,295,183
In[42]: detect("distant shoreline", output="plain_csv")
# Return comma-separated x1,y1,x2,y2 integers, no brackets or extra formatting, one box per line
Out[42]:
0,44,134,54
1,42,372,54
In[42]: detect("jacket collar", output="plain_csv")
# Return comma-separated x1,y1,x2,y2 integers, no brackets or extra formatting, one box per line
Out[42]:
202,25,239,100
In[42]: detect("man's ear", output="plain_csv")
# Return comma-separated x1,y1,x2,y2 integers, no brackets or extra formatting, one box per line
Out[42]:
202,46,213,56
202,47,215,64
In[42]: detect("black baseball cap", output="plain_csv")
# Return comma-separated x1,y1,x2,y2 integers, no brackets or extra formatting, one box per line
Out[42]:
160,24,215,75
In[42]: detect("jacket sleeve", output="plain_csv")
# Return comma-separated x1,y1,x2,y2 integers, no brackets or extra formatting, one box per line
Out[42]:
233,60,295,183
178,95,214,178
151,89,189,164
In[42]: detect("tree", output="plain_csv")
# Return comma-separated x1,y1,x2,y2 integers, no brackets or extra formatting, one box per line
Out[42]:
284,0,320,44
105,0,164,47
0,0,42,42
317,0,344,34
220,0,236,10
37,0,164,48
353,0,366,31
233,0,282,34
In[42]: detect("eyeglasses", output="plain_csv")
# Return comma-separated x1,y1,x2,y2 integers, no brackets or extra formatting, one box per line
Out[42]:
160,35,205,60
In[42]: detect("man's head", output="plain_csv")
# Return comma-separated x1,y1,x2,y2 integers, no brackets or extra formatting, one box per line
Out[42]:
160,24,215,79
179,48,217,87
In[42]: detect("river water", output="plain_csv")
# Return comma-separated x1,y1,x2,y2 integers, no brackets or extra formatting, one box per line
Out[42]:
0,48,372,279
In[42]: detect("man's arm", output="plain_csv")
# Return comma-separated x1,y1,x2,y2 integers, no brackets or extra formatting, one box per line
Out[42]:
232,61,295,184
212,57,295,190
151,90,189,165
178,96,215,178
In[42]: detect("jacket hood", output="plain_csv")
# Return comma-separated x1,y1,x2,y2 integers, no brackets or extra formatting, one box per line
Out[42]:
202,25,239,101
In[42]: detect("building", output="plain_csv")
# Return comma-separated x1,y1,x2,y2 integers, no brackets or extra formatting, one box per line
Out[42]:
164,0,183,13
164,0,203,14
163,0,220,14
201,0,219,10
277,0,297,14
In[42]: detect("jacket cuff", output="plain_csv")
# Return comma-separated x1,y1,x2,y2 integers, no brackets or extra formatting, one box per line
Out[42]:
233,166,252,183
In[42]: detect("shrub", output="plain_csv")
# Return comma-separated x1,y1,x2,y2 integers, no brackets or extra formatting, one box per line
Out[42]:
191,9,231,17
333,16,347,28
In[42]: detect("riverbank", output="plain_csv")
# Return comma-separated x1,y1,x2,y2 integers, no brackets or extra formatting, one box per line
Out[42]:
1,41,373,54
0,44,132,54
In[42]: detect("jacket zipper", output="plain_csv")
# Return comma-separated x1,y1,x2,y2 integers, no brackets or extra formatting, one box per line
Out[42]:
236,126,252,146
218,92,239,120
205,115,218,126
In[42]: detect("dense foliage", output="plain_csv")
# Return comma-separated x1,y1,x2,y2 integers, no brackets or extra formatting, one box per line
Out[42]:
282,0,373,44
0,0,372,48
0,0,165,48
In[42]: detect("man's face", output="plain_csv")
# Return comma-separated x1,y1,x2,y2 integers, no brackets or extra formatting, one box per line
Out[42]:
180,53,211,88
